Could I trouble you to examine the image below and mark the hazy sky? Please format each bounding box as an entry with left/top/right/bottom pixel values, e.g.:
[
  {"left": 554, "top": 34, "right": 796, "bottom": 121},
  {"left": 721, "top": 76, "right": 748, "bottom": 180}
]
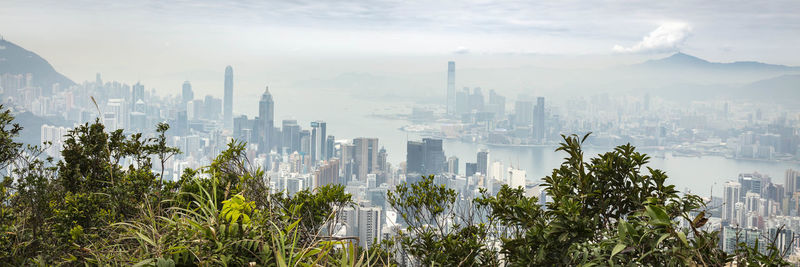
[{"left": 2, "top": 0, "right": 799, "bottom": 106}]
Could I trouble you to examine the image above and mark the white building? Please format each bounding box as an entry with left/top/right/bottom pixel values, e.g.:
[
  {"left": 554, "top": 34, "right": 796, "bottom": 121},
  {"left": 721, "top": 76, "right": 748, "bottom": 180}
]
[{"left": 508, "top": 167, "right": 526, "bottom": 189}]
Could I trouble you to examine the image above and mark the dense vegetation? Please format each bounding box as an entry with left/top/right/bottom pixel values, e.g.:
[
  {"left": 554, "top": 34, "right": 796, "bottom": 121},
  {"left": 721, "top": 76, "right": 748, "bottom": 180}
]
[{"left": 0, "top": 105, "right": 792, "bottom": 266}]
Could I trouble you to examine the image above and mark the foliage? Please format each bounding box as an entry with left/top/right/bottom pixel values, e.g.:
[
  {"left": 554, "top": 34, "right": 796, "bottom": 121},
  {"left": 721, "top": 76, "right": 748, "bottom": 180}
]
[
  {"left": 387, "top": 175, "right": 496, "bottom": 266},
  {"left": 0, "top": 104, "right": 793, "bottom": 266},
  {"left": 389, "top": 133, "right": 793, "bottom": 266}
]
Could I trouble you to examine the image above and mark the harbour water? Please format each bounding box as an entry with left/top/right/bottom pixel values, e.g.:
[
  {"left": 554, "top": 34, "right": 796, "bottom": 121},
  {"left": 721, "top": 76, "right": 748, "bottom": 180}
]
[{"left": 272, "top": 89, "right": 800, "bottom": 198}]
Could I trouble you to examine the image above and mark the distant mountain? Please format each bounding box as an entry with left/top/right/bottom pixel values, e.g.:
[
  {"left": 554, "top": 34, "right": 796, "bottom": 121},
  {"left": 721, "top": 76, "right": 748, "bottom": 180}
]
[
  {"left": 13, "top": 111, "right": 72, "bottom": 146},
  {"left": 736, "top": 74, "right": 800, "bottom": 103},
  {"left": 0, "top": 38, "right": 75, "bottom": 88},
  {"left": 636, "top": 52, "right": 800, "bottom": 72}
]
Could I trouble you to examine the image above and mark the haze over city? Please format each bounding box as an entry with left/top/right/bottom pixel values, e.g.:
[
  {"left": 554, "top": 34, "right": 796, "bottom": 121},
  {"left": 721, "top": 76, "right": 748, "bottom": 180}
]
[{"left": 2, "top": 0, "right": 800, "bottom": 265}]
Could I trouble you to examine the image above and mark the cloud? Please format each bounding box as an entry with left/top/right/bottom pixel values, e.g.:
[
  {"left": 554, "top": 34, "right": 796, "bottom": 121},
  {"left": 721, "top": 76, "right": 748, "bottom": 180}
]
[
  {"left": 453, "top": 46, "right": 470, "bottom": 54},
  {"left": 613, "top": 22, "right": 692, "bottom": 53}
]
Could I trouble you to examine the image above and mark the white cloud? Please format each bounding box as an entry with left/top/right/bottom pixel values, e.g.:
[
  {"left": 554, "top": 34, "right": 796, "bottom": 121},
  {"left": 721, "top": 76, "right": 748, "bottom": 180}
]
[
  {"left": 613, "top": 22, "right": 692, "bottom": 53},
  {"left": 453, "top": 46, "right": 470, "bottom": 54}
]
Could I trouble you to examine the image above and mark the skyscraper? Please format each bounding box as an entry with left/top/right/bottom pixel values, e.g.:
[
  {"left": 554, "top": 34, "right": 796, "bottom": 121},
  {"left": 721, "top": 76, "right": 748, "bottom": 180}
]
[
  {"left": 723, "top": 181, "right": 742, "bottom": 223},
  {"left": 468, "top": 87, "right": 484, "bottom": 112},
  {"left": 446, "top": 61, "right": 455, "bottom": 115},
  {"left": 353, "top": 138, "right": 379, "bottom": 182},
  {"left": 405, "top": 138, "right": 445, "bottom": 176},
  {"left": 326, "top": 135, "right": 336, "bottom": 161},
  {"left": 447, "top": 156, "right": 459, "bottom": 175},
  {"left": 422, "top": 138, "right": 445, "bottom": 175},
  {"left": 514, "top": 100, "right": 533, "bottom": 126},
  {"left": 314, "top": 158, "right": 340, "bottom": 188},
  {"left": 455, "top": 87, "right": 469, "bottom": 115},
  {"left": 281, "top": 120, "right": 300, "bottom": 154},
  {"left": 738, "top": 173, "right": 763, "bottom": 202},
  {"left": 182, "top": 81, "right": 193, "bottom": 104},
  {"left": 406, "top": 141, "right": 424, "bottom": 174},
  {"left": 477, "top": 150, "right": 489, "bottom": 175},
  {"left": 257, "top": 86, "right": 274, "bottom": 154},
  {"left": 224, "top": 66, "right": 233, "bottom": 129},
  {"left": 786, "top": 169, "right": 800, "bottom": 196},
  {"left": 508, "top": 168, "right": 526, "bottom": 189},
  {"left": 358, "top": 207, "right": 382, "bottom": 249},
  {"left": 487, "top": 89, "right": 505, "bottom": 119},
  {"left": 533, "top": 97, "right": 546, "bottom": 141},
  {"left": 310, "top": 121, "right": 327, "bottom": 164},
  {"left": 132, "top": 82, "right": 144, "bottom": 103}
]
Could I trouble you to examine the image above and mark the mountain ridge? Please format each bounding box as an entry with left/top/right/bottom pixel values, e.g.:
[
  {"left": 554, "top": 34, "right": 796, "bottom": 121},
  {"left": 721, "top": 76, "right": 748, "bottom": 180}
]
[
  {"left": 0, "top": 38, "right": 75, "bottom": 89},
  {"left": 637, "top": 52, "right": 800, "bottom": 71}
]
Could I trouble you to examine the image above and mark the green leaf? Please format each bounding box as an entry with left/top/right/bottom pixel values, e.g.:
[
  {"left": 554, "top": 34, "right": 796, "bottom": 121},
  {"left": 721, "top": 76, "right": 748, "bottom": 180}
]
[
  {"left": 676, "top": 231, "right": 688, "bottom": 246},
  {"left": 645, "top": 205, "right": 671, "bottom": 226},
  {"left": 657, "top": 233, "right": 670, "bottom": 246},
  {"left": 135, "top": 232, "right": 156, "bottom": 247},
  {"left": 132, "top": 259, "right": 155, "bottom": 267},
  {"left": 611, "top": 243, "right": 626, "bottom": 257}
]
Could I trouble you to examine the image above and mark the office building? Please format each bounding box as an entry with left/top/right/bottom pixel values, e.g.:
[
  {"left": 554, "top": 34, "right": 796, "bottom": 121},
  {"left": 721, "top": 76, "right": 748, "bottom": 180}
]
[
  {"left": 477, "top": 150, "right": 489, "bottom": 175},
  {"left": 257, "top": 86, "right": 274, "bottom": 154},
  {"left": 182, "top": 81, "right": 193, "bottom": 104},
  {"left": 533, "top": 97, "right": 545, "bottom": 141},
  {"left": 446, "top": 61, "right": 455, "bottom": 115},
  {"left": 358, "top": 207, "right": 382, "bottom": 249},
  {"left": 224, "top": 66, "right": 233, "bottom": 129},
  {"left": 723, "top": 181, "right": 742, "bottom": 224},
  {"left": 353, "top": 137, "right": 379, "bottom": 182}
]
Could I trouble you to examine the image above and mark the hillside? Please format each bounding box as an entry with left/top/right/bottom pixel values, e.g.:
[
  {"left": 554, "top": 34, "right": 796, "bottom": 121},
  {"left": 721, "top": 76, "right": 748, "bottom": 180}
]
[{"left": 0, "top": 38, "right": 75, "bottom": 88}]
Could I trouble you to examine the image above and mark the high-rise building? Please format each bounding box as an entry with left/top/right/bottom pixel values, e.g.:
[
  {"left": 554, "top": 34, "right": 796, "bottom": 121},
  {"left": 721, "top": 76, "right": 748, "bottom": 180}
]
[
  {"left": 326, "top": 135, "right": 336, "bottom": 161},
  {"left": 132, "top": 82, "right": 145, "bottom": 103},
  {"left": 423, "top": 138, "right": 445, "bottom": 175},
  {"left": 465, "top": 162, "right": 477, "bottom": 177},
  {"left": 358, "top": 207, "right": 382, "bottom": 249},
  {"left": 447, "top": 156, "right": 459, "bottom": 175},
  {"left": 455, "top": 88, "right": 469, "bottom": 115},
  {"left": 738, "top": 173, "right": 763, "bottom": 202},
  {"left": 182, "top": 81, "right": 194, "bottom": 104},
  {"left": 446, "top": 61, "right": 456, "bottom": 115},
  {"left": 477, "top": 150, "right": 489, "bottom": 175},
  {"left": 533, "top": 97, "right": 546, "bottom": 141},
  {"left": 281, "top": 120, "right": 300, "bottom": 154},
  {"left": 514, "top": 100, "right": 533, "bottom": 126},
  {"left": 233, "top": 115, "right": 250, "bottom": 141},
  {"left": 508, "top": 168, "right": 526, "bottom": 189},
  {"left": 723, "top": 181, "right": 742, "bottom": 223},
  {"left": 203, "top": 95, "right": 222, "bottom": 120},
  {"left": 314, "top": 158, "right": 340, "bottom": 188},
  {"left": 405, "top": 138, "right": 445, "bottom": 176},
  {"left": 340, "top": 142, "right": 357, "bottom": 182},
  {"left": 468, "top": 87, "right": 484, "bottom": 112},
  {"left": 337, "top": 206, "right": 359, "bottom": 237},
  {"left": 310, "top": 121, "right": 327, "bottom": 164},
  {"left": 406, "top": 141, "right": 424, "bottom": 174},
  {"left": 353, "top": 138, "right": 379, "bottom": 182},
  {"left": 786, "top": 169, "right": 800, "bottom": 196},
  {"left": 376, "top": 147, "right": 387, "bottom": 173},
  {"left": 487, "top": 89, "right": 505, "bottom": 119},
  {"left": 224, "top": 66, "right": 233, "bottom": 129},
  {"left": 257, "top": 86, "right": 274, "bottom": 154},
  {"left": 106, "top": 98, "right": 126, "bottom": 130}
]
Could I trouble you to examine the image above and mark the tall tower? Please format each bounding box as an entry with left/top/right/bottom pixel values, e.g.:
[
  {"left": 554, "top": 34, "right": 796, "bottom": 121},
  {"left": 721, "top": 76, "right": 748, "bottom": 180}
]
[
  {"left": 182, "top": 81, "right": 193, "bottom": 104},
  {"left": 533, "top": 97, "right": 545, "bottom": 142},
  {"left": 310, "top": 121, "right": 327, "bottom": 164},
  {"left": 446, "top": 61, "right": 456, "bottom": 115},
  {"left": 353, "top": 137, "right": 379, "bottom": 182},
  {"left": 723, "top": 181, "right": 742, "bottom": 224},
  {"left": 477, "top": 150, "right": 489, "bottom": 175},
  {"left": 224, "top": 66, "right": 233, "bottom": 129},
  {"left": 258, "top": 86, "right": 274, "bottom": 154}
]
